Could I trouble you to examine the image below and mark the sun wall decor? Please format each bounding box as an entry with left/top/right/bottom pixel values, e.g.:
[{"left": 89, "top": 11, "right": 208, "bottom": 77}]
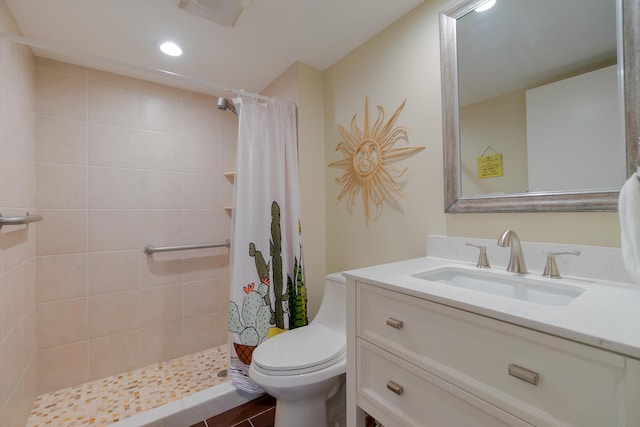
[{"left": 329, "top": 97, "right": 425, "bottom": 221}]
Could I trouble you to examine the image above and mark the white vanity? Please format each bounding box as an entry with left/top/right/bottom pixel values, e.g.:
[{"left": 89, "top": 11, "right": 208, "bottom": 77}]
[{"left": 344, "top": 236, "right": 640, "bottom": 427}]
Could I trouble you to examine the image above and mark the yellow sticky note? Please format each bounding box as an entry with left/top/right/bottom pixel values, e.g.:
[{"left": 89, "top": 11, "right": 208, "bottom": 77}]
[{"left": 477, "top": 153, "right": 503, "bottom": 178}]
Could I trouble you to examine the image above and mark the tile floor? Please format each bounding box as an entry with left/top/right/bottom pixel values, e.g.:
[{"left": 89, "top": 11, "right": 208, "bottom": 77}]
[
  {"left": 188, "top": 394, "right": 276, "bottom": 427},
  {"left": 27, "top": 345, "right": 230, "bottom": 427}
]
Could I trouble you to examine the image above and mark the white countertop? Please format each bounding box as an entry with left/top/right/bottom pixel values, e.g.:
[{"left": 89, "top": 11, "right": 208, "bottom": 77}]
[{"left": 344, "top": 256, "right": 640, "bottom": 360}]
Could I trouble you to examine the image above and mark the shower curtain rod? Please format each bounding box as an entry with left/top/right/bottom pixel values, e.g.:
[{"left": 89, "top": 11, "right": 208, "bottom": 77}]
[{"left": 0, "top": 31, "right": 289, "bottom": 104}]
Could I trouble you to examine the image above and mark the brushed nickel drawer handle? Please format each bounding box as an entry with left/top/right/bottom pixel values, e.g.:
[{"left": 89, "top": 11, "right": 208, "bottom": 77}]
[
  {"left": 508, "top": 363, "right": 539, "bottom": 385},
  {"left": 386, "top": 380, "right": 404, "bottom": 396},
  {"left": 385, "top": 317, "right": 403, "bottom": 329}
]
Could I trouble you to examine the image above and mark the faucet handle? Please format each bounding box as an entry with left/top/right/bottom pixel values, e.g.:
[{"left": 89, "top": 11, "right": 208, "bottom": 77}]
[
  {"left": 466, "top": 243, "right": 491, "bottom": 268},
  {"left": 542, "top": 250, "right": 580, "bottom": 278}
]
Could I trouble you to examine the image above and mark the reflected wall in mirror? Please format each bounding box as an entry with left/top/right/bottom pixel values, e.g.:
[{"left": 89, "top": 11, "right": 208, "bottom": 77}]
[{"left": 440, "top": 0, "right": 639, "bottom": 213}]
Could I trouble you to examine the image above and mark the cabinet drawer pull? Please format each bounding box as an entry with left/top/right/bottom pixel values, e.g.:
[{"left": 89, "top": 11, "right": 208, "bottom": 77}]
[
  {"left": 508, "top": 363, "right": 539, "bottom": 385},
  {"left": 385, "top": 317, "right": 403, "bottom": 329},
  {"left": 386, "top": 380, "right": 404, "bottom": 396}
]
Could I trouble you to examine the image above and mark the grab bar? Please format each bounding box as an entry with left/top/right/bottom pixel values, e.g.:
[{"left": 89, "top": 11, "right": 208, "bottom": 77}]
[
  {"left": 143, "top": 239, "right": 230, "bottom": 255},
  {"left": 0, "top": 212, "right": 43, "bottom": 230}
]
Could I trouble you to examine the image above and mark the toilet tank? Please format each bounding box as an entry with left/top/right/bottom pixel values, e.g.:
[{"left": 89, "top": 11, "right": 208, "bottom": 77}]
[{"left": 310, "top": 273, "right": 346, "bottom": 334}]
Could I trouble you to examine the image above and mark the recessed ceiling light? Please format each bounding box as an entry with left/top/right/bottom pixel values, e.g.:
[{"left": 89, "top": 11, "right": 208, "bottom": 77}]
[
  {"left": 475, "top": 0, "right": 496, "bottom": 12},
  {"left": 159, "top": 41, "right": 183, "bottom": 57}
]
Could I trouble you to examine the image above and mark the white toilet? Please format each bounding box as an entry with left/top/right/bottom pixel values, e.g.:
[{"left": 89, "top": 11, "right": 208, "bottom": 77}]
[{"left": 249, "top": 273, "right": 346, "bottom": 427}]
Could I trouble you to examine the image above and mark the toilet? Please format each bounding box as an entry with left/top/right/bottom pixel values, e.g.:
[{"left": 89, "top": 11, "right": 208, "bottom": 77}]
[{"left": 249, "top": 273, "right": 346, "bottom": 427}]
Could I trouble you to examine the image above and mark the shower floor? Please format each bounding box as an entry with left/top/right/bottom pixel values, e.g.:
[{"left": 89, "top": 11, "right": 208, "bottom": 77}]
[{"left": 27, "top": 344, "right": 229, "bottom": 427}]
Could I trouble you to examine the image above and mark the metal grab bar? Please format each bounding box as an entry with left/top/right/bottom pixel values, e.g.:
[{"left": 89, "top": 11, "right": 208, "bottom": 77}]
[
  {"left": 143, "top": 239, "right": 230, "bottom": 255},
  {"left": 0, "top": 212, "right": 43, "bottom": 230}
]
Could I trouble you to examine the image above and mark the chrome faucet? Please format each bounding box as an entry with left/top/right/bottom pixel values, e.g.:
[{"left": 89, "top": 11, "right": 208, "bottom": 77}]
[{"left": 497, "top": 230, "right": 527, "bottom": 274}]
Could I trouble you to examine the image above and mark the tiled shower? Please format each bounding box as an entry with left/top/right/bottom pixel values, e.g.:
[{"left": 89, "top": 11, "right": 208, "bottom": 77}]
[
  {"left": 1, "top": 27, "right": 239, "bottom": 424},
  {"left": 33, "top": 56, "right": 236, "bottom": 394}
]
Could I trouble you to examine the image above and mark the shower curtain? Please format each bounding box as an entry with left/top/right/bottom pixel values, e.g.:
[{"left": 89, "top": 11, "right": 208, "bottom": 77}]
[{"left": 228, "top": 96, "right": 307, "bottom": 393}]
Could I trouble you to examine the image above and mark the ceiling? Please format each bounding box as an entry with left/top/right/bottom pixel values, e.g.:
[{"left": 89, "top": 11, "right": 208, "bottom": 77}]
[{"left": 4, "top": 0, "right": 424, "bottom": 97}]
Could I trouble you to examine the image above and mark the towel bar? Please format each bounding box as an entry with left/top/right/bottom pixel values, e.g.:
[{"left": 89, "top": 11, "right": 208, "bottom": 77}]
[
  {"left": 0, "top": 212, "right": 43, "bottom": 230},
  {"left": 144, "top": 239, "right": 230, "bottom": 255}
]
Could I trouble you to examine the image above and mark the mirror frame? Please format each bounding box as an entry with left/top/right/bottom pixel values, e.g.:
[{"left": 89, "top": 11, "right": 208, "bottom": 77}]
[{"left": 440, "top": 0, "right": 639, "bottom": 213}]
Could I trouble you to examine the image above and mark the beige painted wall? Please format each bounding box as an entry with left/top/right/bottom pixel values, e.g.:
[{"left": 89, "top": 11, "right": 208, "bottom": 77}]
[
  {"left": 324, "top": 0, "right": 621, "bottom": 274},
  {"left": 262, "top": 62, "right": 326, "bottom": 319}
]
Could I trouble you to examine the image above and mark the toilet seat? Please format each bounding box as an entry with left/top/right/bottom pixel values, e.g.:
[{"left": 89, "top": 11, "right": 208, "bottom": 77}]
[{"left": 252, "top": 324, "right": 345, "bottom": 376}]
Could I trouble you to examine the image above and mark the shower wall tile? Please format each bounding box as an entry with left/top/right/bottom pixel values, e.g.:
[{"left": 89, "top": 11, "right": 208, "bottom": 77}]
[
  {"left": 88, "top": 250, "right": 139, "bottom": 295},
  {"left": 36, "top": 341, "right": 90, "bottom": 394},
  {"left": 35, "top": 116, "right": 87, "bottom": 164},
  {"left": 35, "top": 67, "right": 86, "bottom": 120},
  {"left": 87, "top": 68, "right": 138, "bottom": 89},
  {"left": 139, "top": 253, "right": 183, "bottom": 288},
  {"left": 138, "top": 209, "right": 182, "bottom": 248},
  {"left": 88, "top": 209, "right": 140, "bottom": 251},
  {"left": 138, "top": 81, "right": 182, "bottom": 134},
  {"left": 0, "top": 26, "right": 37, "bottom": 426},
  {"left": 1, "top": 145, "right": 31, "bottom": 207},
  {"left": 35, "top": 209, "right": 88, "bottom": 256},
  {"left": 183, "top": 279, "right": 219, "bottom": 318},
  {"left": 182, "top": 96, "right": 218, "bottom": 138},
  {"left": 2, "top": 266, "right": 25, "bottom": 334},
  {"left": 36, "top": 163, "right": 87, "bottom": 209},
  {"left": 88, "top": 123, "right": 138, "bottom": 168},
  {"left": 36, "top": 254, "right": 87, "bottom": 303},
  {"left": 182, "top": 209, "right": 221, "bottom": 244},
  {"left": 140, "top": 321, "right": 183, "bottom": 366},
  {"left": 88, "top": 290, "right": 140, "bottom": 338},
  {"left": 1, "top": 209, "right": 36, "bottom": 272},
  {"left": 182, "top": 253, "right": 228, "bottom": 283},
  {"left": 34, "top": 59, "right": 232, "bottom": 394},
  {"left": 35, "top": 56, "right": 86, "bottom": 77},
  {"left": 88, "top": 330, "right": 141, "bottom": 381},
  {"left": 88, "top": 166, "right": 139, "bottom": 209},
  {"left": 219, "top": 112, "right": 239, "bottom": 171},
  {"left": 88, "top": 80, "right": 139, "bottom": 128},
  {"left": 183, "top": 313, "right": 224, "bottom": 355},
  {"left": 183, "top": 135, "right": 220, "bottom": 174},
  {"left": 139, "top": 170, "right": 182, "bottom": 209},
  {"left": 138, "top": 130, "right": 182, "bottom": 172},
  {"left": 0, "top": 316, "right": 30, "bottom": 412},
  {"left": 183, "top": 173, "right": 220, "bottom": 210},
  {"left": 36, "top": 298, "right": 87, "bottom": 349},
  {"left": 139, "top": 284, "right": 183, "bottom": 328}
]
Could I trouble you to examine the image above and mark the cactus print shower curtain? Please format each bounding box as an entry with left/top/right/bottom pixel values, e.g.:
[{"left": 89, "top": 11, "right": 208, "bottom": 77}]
[{"left": 228, "top": 96, "right": 307, "bottom": 393}]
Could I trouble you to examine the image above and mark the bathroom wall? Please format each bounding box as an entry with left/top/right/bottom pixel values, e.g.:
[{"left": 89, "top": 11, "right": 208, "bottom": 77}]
[
  {"left": 0, "top": 2, "right": 37, "bottom": 426},
  {"left": 33, "top": 58, "right": 235, "bottom": 394},
  {"left": 324, "top": 0, "right": 623, "bottom": 273}
]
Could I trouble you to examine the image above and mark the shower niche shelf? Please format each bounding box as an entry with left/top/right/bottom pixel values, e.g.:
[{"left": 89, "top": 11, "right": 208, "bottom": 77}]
[{"left": 224, "top": 171, "right": 235, "bottom": 181}]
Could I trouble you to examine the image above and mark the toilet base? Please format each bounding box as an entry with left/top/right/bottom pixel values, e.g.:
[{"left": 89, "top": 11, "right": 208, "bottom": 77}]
[{"left": 274, "top": 396, "right": 328, "bottom": 427}]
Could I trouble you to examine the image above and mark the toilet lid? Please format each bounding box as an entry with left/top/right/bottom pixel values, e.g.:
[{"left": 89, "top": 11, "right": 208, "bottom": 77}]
[{"left": 252, "top": 324, "right": 345, "bottom": 375}]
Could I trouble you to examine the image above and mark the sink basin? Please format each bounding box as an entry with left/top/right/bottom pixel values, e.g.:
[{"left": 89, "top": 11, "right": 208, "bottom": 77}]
[{"left": 412, "top": 267, "right": 584, "bottom": 306}]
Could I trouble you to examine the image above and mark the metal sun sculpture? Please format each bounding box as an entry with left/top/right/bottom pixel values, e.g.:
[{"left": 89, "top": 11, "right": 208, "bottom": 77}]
[{"left": 329, "top": 97, "right": 425, "bottom": 221}]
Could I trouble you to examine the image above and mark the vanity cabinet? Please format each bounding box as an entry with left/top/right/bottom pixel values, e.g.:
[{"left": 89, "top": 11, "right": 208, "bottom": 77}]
[{"left": 348, "top": 281, "right": 640, "bottom": 427}]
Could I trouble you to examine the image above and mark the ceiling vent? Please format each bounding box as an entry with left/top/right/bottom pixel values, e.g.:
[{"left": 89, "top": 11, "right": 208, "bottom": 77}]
[{"left": 177, "top": 0, "right": 251, "bottom": 28}]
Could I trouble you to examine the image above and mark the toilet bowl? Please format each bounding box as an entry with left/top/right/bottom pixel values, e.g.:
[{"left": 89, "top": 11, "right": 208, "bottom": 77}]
[{"left": 249, "top": 273, "right": 346, "bottom": 427}]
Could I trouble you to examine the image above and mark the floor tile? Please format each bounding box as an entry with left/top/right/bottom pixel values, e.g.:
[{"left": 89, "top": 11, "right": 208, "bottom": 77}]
[
  {"left": 248, "top": 407, "right": 276, "bottom": 427},
  {"left": 206, "top": 394, "right": 276, "bottom": 426}
]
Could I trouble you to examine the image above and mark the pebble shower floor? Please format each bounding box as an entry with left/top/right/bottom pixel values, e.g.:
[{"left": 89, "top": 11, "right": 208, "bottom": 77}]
[{"left": 27, "top": 344, "right": 229, "bottom": 427}]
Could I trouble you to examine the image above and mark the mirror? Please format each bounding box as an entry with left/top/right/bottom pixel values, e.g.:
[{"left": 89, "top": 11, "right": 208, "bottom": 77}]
[{"left": 440, "top": 0, "right": 639, "bottom": 212}]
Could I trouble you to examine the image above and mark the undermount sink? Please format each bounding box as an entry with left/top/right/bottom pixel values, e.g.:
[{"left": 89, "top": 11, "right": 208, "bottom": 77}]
[{"left": 412, "top": 267, "right": 584, "bottom": 306}]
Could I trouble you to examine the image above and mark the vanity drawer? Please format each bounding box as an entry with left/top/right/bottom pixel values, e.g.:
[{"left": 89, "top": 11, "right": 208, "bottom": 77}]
[
  {"left": 357, "top": 283, "right": 627, "bottom": 427},
  {"left": 357, "top": 339, "right": 532, "bottom": 427}
]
